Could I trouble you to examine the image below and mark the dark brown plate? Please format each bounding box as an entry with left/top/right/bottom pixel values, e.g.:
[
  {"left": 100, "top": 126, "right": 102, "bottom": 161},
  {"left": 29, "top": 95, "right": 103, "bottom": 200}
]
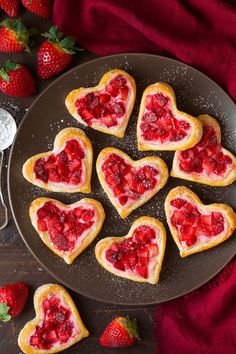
[{"left": 8, "top": 54, "right": 236, "bottom": 305}]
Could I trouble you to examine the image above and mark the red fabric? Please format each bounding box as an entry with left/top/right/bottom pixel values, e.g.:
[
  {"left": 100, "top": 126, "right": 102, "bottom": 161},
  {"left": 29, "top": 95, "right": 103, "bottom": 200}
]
[
  {"left": 52, "top": 1, "right": 236, "bottom": 352},
  {"left": 52, "top": 0, "right": 236, "bottom": 101},
  {"left": 155, "top": 258, "right": 236, "bottom": 354}
]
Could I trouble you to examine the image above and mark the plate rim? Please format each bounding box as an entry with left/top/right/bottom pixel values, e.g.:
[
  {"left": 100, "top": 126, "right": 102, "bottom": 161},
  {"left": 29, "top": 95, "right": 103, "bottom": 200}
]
[{"left": 7, "top": 52, "right": 236, "bottom": 305}]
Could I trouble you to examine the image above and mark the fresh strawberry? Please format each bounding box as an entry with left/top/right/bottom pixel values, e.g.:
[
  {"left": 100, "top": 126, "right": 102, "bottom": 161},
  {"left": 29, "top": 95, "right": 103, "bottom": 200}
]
[
  {"left": 37, "top": 26, "right": 78, "bottom": 79},
  {"left": 0, "top": 60, "right": 36, "bottom": 97},
  {"left": 99, "top": 316, "right": 140, "bottom": 348},
  {"left": 0, "top": 0, "right": 20, "bottom": 16},
  {"left": 0, "top": 19, "right": 37, "bottom": 53},
  {"left": 21, "top": 0, "right": 51, "bottom": 18},
  {"left": 0, "top": 282, "right": 29, "bottom": 321}
]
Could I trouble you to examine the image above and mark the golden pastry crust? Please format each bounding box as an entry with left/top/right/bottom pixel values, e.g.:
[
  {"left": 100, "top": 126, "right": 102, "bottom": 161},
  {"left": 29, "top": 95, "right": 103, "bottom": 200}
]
[
  {"left": 22, "top": 127, "right": 93, "bottom": 193},
  {"left": 95, "top": 216, "right": 166, "bottom": 284},
  {"left": 165, "top": 186, "right": 236, "bottom": 257},
  {"left": 137, "top": 82, "right": 203, "bottom": 150},
  {"left": 18, "top": 284, "right": 89, "bottom": 354},
  {"left": 171, "top": 115, "right": 236, "bottom": 186},
  {"left": 96, "top": 147, "right": 169, "bottom": 218},
  {"left": 30, "top": 197, "right": 105, "bottom": 264},
  {"left": 65, "top": 69, "right": 136, "bottom": 138}
]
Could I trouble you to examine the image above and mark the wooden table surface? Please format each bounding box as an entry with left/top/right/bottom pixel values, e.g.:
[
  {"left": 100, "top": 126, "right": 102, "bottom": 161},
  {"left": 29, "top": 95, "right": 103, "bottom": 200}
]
[{"left": 0, "top": 9, "right": 155, "bottom": 354}]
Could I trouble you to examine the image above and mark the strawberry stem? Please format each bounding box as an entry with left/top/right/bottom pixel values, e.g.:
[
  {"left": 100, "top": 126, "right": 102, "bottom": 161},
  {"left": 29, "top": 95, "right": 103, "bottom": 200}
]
[
  {"left": 119, "top": 317, "right": 141, "bottom": 341},
  {"left": 41, "top": 26, "right": 81, "bottom": 54},
  {"left": 0, "top": 60, "right": 21, "bottom": 82}
]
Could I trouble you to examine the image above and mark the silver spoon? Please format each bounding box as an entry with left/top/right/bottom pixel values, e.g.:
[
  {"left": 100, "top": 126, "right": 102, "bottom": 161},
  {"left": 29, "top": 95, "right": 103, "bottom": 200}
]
[{"left": 0, "top": 108, "right": 17, "bottom": 229}]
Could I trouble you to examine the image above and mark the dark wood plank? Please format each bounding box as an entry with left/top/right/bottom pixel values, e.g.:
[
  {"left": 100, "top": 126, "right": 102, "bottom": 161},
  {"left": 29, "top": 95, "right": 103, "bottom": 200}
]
[{"left": 0, "top": 245, "right": 155, "bottom": 354}]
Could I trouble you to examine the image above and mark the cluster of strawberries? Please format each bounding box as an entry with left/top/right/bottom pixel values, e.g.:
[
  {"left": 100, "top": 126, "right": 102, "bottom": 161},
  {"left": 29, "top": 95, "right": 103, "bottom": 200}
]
[
  {"left": 0, "top": 282, "right": 140, "bottom": 348},
  {"left": 0, "top": 1, "right": 78, "bottom": 97}
]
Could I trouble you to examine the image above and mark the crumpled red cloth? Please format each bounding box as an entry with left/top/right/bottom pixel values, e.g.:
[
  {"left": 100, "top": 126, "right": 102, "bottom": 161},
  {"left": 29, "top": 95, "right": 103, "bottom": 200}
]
[
  {"left": 52, "top": 0, "right": 236, "bottom": 101},
  {"left": 155, "top": 257, "right": 236, "bottom": 354}
]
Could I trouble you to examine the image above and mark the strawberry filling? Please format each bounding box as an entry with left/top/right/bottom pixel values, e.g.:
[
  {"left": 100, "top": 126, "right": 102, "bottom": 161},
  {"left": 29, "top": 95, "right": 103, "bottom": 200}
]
[
  {"left": 29, "top": 294, "right": 79, "bottom": 350},
  {"left": 105, "top": 225, "right": 159, "bottom": 279},
  {"left": 37, "top": 201, "right": 95, "bottom": 252},
  {"left": 75, "top": 75, "right": 130, "bottom": 128},
  {"left": 101, "top": 153, "right": 159, "bottom": 206},
  {"left": 178, "top": 124, "right": 233, "bottom": 176},
  {"left": 34, "top": 139, "right": 85, "bottom": 185},
  {"left": 140, "top": 93, "right": 191, "bottom": 143},
  {"left": 170, "top": 198, "right": 225, "bottom": 247}
]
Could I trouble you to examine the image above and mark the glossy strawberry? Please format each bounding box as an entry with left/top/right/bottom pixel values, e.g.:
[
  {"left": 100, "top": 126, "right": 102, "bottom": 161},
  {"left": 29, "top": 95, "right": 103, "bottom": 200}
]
[
  {"left": 37, "top": 26, "right": 77, "bottom": 79},
  {"left": 21, "top": 0, "right": 51, "bottom": 18},
  {"left": 0, "top": 19, "right": 36, "bottom": 53},
  {"left": 0, "top": 0, "right": 20, "bottom": 16},
  {"left": 0, "top": 282, "right": 29, "bottom": 321},
  {"left": 100, "top": 316, "right": 140, "bottom": 348},
  {"left": 0, "top": 60, "right": 36, "bottom": 97}
]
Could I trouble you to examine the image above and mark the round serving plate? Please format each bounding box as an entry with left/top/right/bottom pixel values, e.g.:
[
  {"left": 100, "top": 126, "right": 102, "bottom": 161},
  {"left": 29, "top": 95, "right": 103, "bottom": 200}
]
[{"left": 8, "top": 53, "right": 236, "bottom": 305}]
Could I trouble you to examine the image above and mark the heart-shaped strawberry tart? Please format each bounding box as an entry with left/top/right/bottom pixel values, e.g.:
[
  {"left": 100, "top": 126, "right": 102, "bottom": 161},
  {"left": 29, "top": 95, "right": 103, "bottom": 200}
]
[
  {"left": 30, "top": 197, "right": 105, "bottom": 264},
  {"left": 22, "top": 127, "right": 93, "bottom": 193},
  {"left": 95, "top": 217, "right": 166, "bottom": 284},
  {"left": 18, "top": 284, "right": 89, "bottom": 353},
  {"left": 171, "top": 115, "right": 236, "bottom": 186},
  {"left": 96, "top": 147, "right": 169, "bottom": 218},
  {"left": 137, "top": 82, "right": 203, "bottom": 150},
  {"left": 65, "top": 69, "right": 136, "bottom": 138},
  {"left": 165, "top": 186, "right": 236, "bottom": 257}
]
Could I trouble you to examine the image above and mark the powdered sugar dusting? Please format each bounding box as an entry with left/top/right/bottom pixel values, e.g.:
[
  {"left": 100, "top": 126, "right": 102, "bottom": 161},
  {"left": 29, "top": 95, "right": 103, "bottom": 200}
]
[{"left": 8, "top": 54, "right": 236, "bottom": 305}]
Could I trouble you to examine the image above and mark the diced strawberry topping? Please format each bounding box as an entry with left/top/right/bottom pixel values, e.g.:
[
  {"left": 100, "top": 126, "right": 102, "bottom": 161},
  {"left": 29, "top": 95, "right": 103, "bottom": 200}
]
[
  {"left": 75, "top": 75, "right": 130, "bottom": 128},
  {"left": 29, "top": 295, "right": 78, "bottom": 350},
  {"left": 101, "top": 153, "right": 159, "bottom": 206},
  {"left": 178, "top": 124, "right": 233, "bottom": 177},
  {"left": 170, "top": 198, "right": 225, "bottom": 246},
  {"left": 36, "top": 202, "right": 95, "bottom": 252},
  {"left": 105, "top": 225, "right": 158, "bottom": 279},
  {"left": 140, "top": 93, "right": 190, "bottom": 143},
  {"left": 34, "top": 139, "right": 85, "bottom": 185}
]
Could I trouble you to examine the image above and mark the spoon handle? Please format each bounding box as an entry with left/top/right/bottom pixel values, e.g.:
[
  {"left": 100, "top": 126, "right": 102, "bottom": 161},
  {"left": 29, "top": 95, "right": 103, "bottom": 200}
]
[{"left": 0, "top": 150, "right": 8, "bottom": 229}]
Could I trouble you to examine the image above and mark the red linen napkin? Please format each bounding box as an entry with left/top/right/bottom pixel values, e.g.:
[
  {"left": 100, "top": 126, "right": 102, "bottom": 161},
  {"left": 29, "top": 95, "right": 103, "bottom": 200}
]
[
  {"left": 155, "top": 257, "right": 236, "bottom": 354},
  {"left": 52, "top": 0, "right": 236, "bottom": 101}
]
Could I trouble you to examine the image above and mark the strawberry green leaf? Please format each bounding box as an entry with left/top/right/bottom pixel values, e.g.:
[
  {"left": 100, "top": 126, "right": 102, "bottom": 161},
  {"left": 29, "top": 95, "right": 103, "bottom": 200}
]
[
  {"left": 120, "top": 317, "right": 140, "bottom": 341},
  {"left": 0, "top": 303, "right": 11, "bottom": 322},
  {"left": 4, "top": 60, "right": 20, "bottom": 72},
  {"left": 0, "top": 70, "right": 10, "bottom": 82}
]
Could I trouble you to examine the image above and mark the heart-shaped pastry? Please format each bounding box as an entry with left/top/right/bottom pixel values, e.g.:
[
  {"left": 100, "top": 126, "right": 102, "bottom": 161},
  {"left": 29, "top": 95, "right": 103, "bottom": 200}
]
[
  {"left": 30, "top": 197, "right": 105, "bottom": 264},
  {"left": 65, "top": 69, "right": 136, "bottom": 138},
  {"left": 171, "top": 115, "right": 236, "bottom": 186},
  {"left": 95, "top": 217, "right": 166, "bottom": 284},
  {"left": 96, "top": 147, "right": 169, "bottom": 218},
  {"left": 137, "top": 82, "right": 203, "bottom": 150},
  {"left": 18, "top": 284, "right": 89, "bottom": 353},
  {"left": 22, "top": 127, "right": 93, "bottom": 193},
  {"left": 165, "top": 186, "right": 236, "bottom": 257}
]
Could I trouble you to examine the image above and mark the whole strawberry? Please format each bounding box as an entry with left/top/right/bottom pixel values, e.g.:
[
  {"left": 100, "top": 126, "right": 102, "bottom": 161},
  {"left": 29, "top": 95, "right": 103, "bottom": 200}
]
[
  {"left": 100, "top": 316, "right": 140, "bottom": 348},
  {"left": 37, "top": 26, "right": 77, "bottom": 80},
  {"left": 21, "top": 0, "right": 51, "bottom": 18},
  {"left": 0, "top": 282, "right": 29, "bottom": 321},
  {"left": 0, "top": 60, "right": 36, "bottom": 97},
  {"left": 0, "top": 0, "right": 20, "bottom": 17},
  {"left": 0, "top": 19, "right": 36, "bottom": 53}
]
